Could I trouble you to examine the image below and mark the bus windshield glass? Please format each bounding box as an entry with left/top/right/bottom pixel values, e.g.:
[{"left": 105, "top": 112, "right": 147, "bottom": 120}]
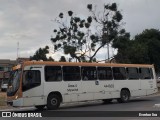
[{"left": 7, "top": 70, "right": 21, "bottom": 96}]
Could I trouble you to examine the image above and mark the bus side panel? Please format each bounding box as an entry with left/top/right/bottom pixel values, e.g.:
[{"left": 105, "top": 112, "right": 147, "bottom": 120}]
[
  {"left": 140, "top": 79, "right": 157, "bottom": 96},
  {"left": 23, "top": 95, "right": 45, "bottom": 106},
  {"left": 61, "top": 81, "right": 82, "bottom": 103},
  {"left": 152, "top": 67, "right": 158, "bottom": 90},
  {"left": 126, "top": 80, "right": 141, "bottom": 97},
  {"left": 140, "top": 68, "right": 158, "bottom": 96},
  {"left": 44, "top": 82, "right": 62, "bottom": 103},
  {"left": 114, "top": 80, "right": 141, "bottom": 97},
  {"left": 78, "top": 81, "right": 94, "bottom": 101},
  {"left": 113, "top": 80, "right": 128, "bottom": 98},
  {"left": 94, "top": 80, "right": 113, "bottom": 100},
  {"left": 23, "top": 87, "right": 46, "bottom": 106}
]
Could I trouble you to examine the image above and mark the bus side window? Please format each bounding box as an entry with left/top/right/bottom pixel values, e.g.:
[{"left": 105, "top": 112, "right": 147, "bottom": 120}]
[
  {"left": 150, "top": 68, "right": 154, "bottom": 79},
  {"left": 63, "top": 66, "right": 81, "bottom": 81},
  {"left": 113, "top": 67, "right": 126, "bottom": 80},
  {"left": 22, "top": 70, "right": 41, "bottom": 91},
  {"left": 81, "top": 67, "right": 97, "bottom": 80},
  {"left": 97, "top": 67, "right": 113, "bottom": 80},
  {"left": 126, "top": 67, "right": 139, "bottom": 80},
  {"left": 23, "top": 71, "right": 33, "bottom": 85},
  {"left": 45, "top": 66, "right": 62, "bottom": 82},
  {"left": 139, "top": 68, "right": 152, "bottom": 79}
]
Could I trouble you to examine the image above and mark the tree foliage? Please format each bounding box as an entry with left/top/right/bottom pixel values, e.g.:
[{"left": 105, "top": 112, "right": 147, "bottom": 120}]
[
  {"left": 59, "top": 56, "right": 66, "bottom": 62},
  {"left": 113, "top": 29, "right": 160, "bottom": 72},
  {"left": 30, "top": 46, "right": 54, "bottom": 61},
  {"left": 51, "top": 3, "right": 125, "bottom": 62}
]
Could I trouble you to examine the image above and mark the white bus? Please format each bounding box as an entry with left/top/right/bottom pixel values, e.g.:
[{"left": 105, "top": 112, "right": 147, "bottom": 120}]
[{"left": 7, "top": 61, "right": 158, "bottom": 110}]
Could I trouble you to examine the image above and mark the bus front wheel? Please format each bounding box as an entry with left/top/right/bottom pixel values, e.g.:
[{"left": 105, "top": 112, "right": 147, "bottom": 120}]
[
  {"left": 117, "top": 89, "right": 130, "bottom": 103},
  {"left": 47, "top": 94, "right": 60, "bottom": 110}
]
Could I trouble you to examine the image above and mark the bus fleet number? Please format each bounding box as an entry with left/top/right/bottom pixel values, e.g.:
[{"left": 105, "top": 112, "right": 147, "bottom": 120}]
[{"left": 104, "top": 84, "right": 114, "bottom": 88}]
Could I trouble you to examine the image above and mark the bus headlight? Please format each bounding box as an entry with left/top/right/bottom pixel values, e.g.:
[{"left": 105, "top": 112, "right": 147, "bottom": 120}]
[{"left": 15, "top": 95, "right": 18, "bottom": 100}]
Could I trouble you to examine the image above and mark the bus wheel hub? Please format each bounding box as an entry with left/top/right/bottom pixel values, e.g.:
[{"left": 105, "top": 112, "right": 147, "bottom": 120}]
[{"left": 51, "top": 98, "right": 57, "bottom": 105}]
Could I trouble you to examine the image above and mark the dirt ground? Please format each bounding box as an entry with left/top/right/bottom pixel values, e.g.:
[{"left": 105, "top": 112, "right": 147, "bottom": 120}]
[{"left": 0, "top": 92, "right": 7, "bottom": 107}]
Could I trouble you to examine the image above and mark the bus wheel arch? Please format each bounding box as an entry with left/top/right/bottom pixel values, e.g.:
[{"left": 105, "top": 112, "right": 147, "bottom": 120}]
[
  {"left": 117, "top": 88, "right": 130, "bottom": 103},
  {"left": 47, "top": 91, "right": 62, "bottom": 110}
]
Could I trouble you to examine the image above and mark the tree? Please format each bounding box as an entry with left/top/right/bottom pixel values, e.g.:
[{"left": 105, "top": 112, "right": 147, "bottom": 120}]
[
  {"left": 59, "top": 56, "right": 66, "bottom": 62},
  {"left": 112, "top": 30, "right": 131, "bottom": 63},
  {"left": 30, "top": 46, "right": 54, "bottom": 61},
  {"left": 51, "top": 3, "right": 125, "bottom": 62},
  {"left": 133, "top": 29, "right": 160, "bottom": 72},
  {"left": 113, "top": 29, "right": 160, "bottom": 72}
]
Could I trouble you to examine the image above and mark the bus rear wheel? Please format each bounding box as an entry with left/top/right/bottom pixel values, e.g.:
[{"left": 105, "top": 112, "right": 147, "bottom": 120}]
[
  {"left": 117, "top": 89, "right": 130, "bottom": 103},
  {"left": 47, "top": 94, "right": 60, "bottom": 110}
]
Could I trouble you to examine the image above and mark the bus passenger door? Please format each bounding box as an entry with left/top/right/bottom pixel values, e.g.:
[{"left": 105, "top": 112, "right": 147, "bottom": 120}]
[{"left": 22, "top": 66, "right": 45, "bottom": 106}]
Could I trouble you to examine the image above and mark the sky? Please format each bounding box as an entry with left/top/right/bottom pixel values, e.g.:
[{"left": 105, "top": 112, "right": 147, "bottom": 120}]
[{"left": 0, "top": 0, "right": 160, "bottom": 61}]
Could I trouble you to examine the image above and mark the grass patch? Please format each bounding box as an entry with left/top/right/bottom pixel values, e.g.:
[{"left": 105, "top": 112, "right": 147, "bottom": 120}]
[{"left": 0, "top": 92, "right": 7, "bottom": 106}]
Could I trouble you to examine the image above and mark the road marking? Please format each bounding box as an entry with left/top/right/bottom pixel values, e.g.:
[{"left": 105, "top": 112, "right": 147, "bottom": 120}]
[{"left": 154, "top": 103, "right": 160, "bottom": 108}]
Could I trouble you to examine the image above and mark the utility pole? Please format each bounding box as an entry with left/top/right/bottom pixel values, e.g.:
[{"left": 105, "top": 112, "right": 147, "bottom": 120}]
[
  {"left": 107, "top": 43, "right": 109, "bottom": 61},
  {"left": 17, "top": 42, "right": 19, "bottom": 59}
]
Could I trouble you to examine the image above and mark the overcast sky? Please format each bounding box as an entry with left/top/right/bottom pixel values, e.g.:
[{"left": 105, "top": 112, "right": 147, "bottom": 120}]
[{"left": 0, "top": 0, "right": 160, "bottom": 61}]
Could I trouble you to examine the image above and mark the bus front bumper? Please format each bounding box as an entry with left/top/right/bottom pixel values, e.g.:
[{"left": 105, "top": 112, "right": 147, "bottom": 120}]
[{"left": 11, "top": 98, "right": 24, "bottom": 107}]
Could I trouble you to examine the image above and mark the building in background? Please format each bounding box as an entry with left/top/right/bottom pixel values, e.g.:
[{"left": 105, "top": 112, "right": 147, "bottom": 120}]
[
  {"left": 16, "top": 57, "right": 30, "bottom": 64},
  {"left": 0, "top": 58, "right": 29, "bottom": 87},
  {"left": 0, "top": 59, "right": 16, "bottom": 86}
]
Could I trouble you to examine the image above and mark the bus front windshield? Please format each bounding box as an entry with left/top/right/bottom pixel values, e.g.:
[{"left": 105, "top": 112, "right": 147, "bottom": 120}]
[{"left": 7, "top": 70, "right": 21, "bottom": 96}]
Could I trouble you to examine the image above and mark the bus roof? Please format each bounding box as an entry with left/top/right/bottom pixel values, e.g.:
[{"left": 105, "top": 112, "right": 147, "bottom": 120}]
[{"left": 22, "top": 61, "right": 154, "bottom": 68}]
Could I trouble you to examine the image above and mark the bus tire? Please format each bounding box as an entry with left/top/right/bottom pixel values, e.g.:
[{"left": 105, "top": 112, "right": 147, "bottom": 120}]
[
  {"left": 103, "top": 99, "right": 112, "bottom": 104},
  {"left": 47, "top": 94, "right": 60, "bottom": 110},
  {"left": 117, "top": 89, "right": 130, "bottom": 103},
  {"left": 35, "top": 105, "right": 45, "bottom": 110}
]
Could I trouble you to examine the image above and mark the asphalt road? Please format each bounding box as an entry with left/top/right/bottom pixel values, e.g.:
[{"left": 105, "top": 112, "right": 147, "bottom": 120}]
[{"left": 1, "top": 94, "right": 160, "bottom": 120}]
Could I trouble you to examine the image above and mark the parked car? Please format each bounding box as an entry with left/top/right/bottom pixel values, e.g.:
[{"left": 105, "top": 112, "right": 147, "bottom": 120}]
[{"left": 1, "top": 79, "right": 8, "bottom": 92}]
